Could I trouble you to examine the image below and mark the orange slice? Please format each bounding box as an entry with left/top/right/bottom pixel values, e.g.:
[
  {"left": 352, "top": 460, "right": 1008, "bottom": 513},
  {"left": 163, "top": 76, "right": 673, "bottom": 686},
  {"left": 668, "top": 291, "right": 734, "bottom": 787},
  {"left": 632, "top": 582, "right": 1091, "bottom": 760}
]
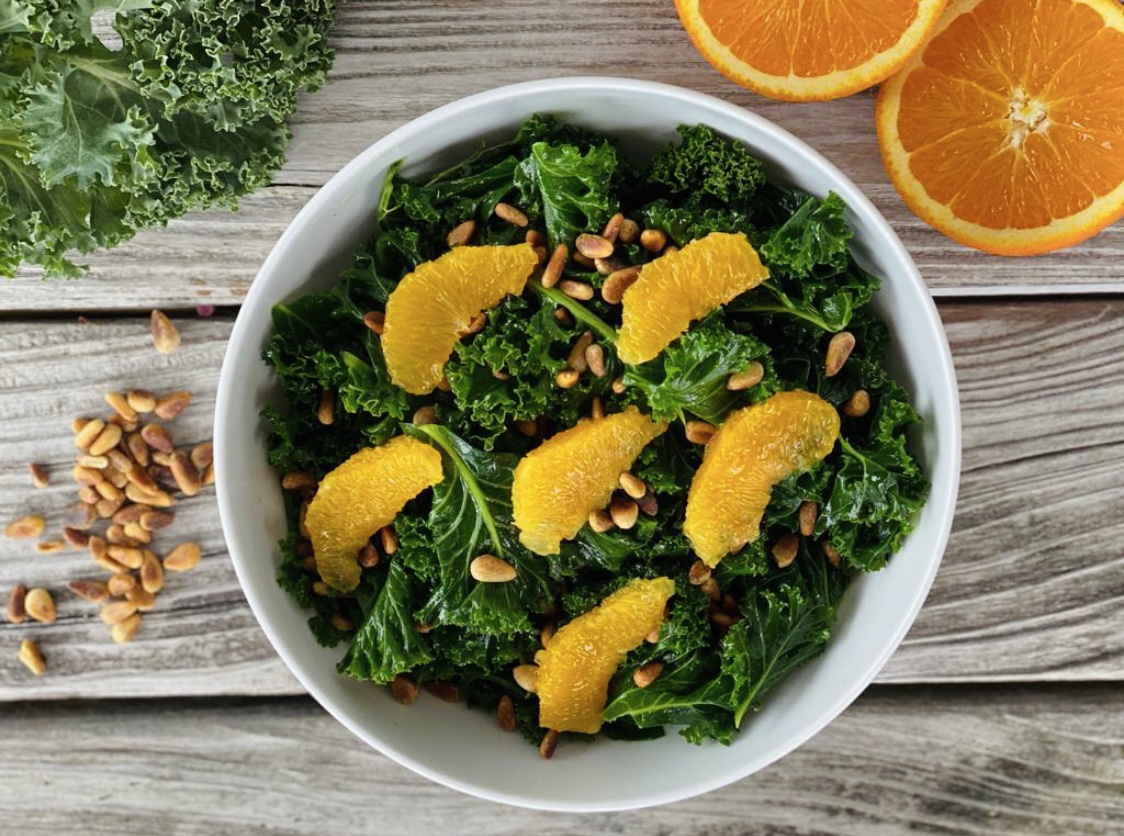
[
  {"left": 616, "top": 232, "right": 768, "bottom": 365},
  {"left": 382, "top": 244, "right": 538, "bottom": 394},
  {"left": 684, "top": 391, "right": 840, "bottom": 567},
  {"left": 675, "top": 0, "right": 948, "bottom": 102},
  {"left": 305, "top": 436, "right": 443, "bottom": 592},
  {"left": 512, "top": 407, "right": 666, "bottom": 556},
  {"left": 538, "top": 576, "right": 676, "bottom": 734},
  {"left": 876, "top": 0, "right": 1124, "bottom": 255}
]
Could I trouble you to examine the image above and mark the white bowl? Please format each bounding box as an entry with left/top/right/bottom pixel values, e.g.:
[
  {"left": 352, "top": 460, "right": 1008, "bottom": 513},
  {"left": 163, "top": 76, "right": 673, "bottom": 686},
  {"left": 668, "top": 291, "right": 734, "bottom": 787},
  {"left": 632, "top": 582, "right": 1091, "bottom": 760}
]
[{"left": 215, "top": 77, "right": 961, "bottom": 812}]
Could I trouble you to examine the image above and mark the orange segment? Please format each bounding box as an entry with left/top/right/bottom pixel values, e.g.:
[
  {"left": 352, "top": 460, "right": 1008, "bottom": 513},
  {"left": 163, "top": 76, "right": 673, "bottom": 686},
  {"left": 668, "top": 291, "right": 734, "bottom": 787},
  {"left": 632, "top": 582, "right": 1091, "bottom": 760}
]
[
  {"left": 538, "top": 577, "right": 676, "bottom": 734},
  {"left": 382, "top": 244, "right": 539, "bottom": 394},
  {"left": 616, "top": 232, "right": 769, "bottom": 365},
  {"left": 684, "top": 391, "right": 840, "bottom": 567},
  {"left": 876, "top": 0, "right": 1124, "bottom": 255},
  {"left": 305, "top": 437, "right": 443, "bottom": 592},
  {"left": 512, "top": 407, "right": 666, "bottom": 556},
  {"left": 675, "top": 0, "right": 948, "bottom": 101}
]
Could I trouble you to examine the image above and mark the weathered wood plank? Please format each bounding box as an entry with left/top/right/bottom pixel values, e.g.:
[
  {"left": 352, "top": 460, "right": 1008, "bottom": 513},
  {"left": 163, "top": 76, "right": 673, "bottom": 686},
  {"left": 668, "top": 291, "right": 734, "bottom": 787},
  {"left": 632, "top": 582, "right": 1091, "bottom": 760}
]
[
  {"left": 0, "top": 685, "right": 1121, "bottom": 833},
  {"left": 4, "top": 0, "right": 1122, "bottom": 310},
  {"left": 1, "top": 300, "right": 1122, "bottom": 697}
]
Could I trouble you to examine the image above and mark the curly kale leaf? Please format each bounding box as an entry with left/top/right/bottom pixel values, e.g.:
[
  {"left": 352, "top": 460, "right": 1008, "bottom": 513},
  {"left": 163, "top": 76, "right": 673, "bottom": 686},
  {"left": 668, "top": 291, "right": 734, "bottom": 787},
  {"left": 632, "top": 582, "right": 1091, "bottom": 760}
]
[
  {"left": 340, "top": 561, "right": 433, "bottom": 684},
  {"left": 646, "top": 124, "right": 765, "bottom": 207},
  {"left": 514, "top": 140, "right": 619, "bottom": 249}
]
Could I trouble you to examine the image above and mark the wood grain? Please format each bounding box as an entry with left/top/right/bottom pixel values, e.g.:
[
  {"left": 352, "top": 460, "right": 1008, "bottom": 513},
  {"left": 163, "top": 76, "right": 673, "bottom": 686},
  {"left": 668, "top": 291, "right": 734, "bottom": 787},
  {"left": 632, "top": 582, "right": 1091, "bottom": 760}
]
[
  {"left": 1, "top": 300, "right": 1122, "bottom": 697},
  {"left": 5, "top": 0, "right": 1122, "bottom": 309},
  {"left": 0, "top": 685, "right": 1121, "bottom": 834}
]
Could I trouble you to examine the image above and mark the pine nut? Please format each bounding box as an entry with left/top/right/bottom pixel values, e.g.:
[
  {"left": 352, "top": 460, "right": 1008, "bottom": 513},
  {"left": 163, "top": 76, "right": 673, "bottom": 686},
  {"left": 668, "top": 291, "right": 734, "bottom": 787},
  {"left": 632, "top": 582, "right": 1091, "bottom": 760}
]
[
  {"left": 91, "top": 549, "right": 129, "bottom": 576},
  {"left": 107, "top": 468, "right": 129, "bottom": 489},
  {"left": 412, "top": 405, "right": 438, "bottom": 425},
  {"left": 664, "top": 245, "right": 679, "bottom": 256},
  {"left": 554, "top": 306, "right": 574, "bottom": 327},
  {"left": 585, "top": 344, "right": 606, "bottom": 378},
  {"left": 513, "top": 664, "right": 539, "bottom": 693},
  {"left": 496, "top": 695, "right": 517, "bottom": 732},
  {"left": 127, "top": 433, "right": 149, "bottom": 466},
  {"left": 95, "top": 481, "right": 123, "bottom": 503},
  {"left": 68, "top": 579, "right": 109, "bottom": 604},
  {"left": 540, "top": 622, "right": 557, "bottom": 646},
  {"left": 825, "top": 331, "right": 856, "bottom": 377},
  {"left": 609, "top": 497, "right": 639, "bottom": 530},
  {"left": 125, "top": 465, "right": 160, "bottom": 495},
  {"left": 126, "top": 389, "right": 157, "bottom": 413},
  {"left": 29, "top": 463, "right": 49, "bottom": 488},
  {"left": 711, "top": 611, "right": 735, "bottom": 630},
  {"left": 525, "top": 229, "right": 546, "bottom": 248},
  {"left": 470, "top": 554, "right": 517, "bottom": 583},
  {"left": 104, "top": 391, "right": 138, "bottom": 423},
  {"left": 18, "top": 640, "right": 46, "bottom": 676},
  {"left": 436, "top": 377, "right": 451, "bottom": 392},
  {"left": 772, "top": 532, "right": 800, "bottom": 568},
  {"left": 73, "top": 465, "right": 103, "bottom": 486},
  {"left": 363, "top": 310, "right": 386, "bottom": 335},
  {"left": 77, "top": 487, "right": 99, "bottom": 506},
  {"left": 494, "top": 202, "right": 528, "bottom": 227},
  {"left": 575, "top": 233, "right": 614, "bottom": 259},
  {"left": 6, "top": 584, "right": 27, "bottom": 624},
  {"left": 798, "top": 501, "right": 818, "bottom": 536},
  {"left": 390, "top": 674, "right": 420, "bottom": 705},
  {"left": 843, "top": 389, "right": 871, "bottom": 417},
  {"left": 379, "top": 526, "right": 397, "bottom": 556},
  {"left": 822, "top": 541, "right": 842, "bottom": 569},
  {"left": 140, "top": 424, "right": 174, "bottom": 454},
  {"left": 95, "top": 498, "right": 125, "bottom": 518},
  {"left": 601, "top": 212, "right": 625, "bottom": 243},
  {"left": 727, "top": 361, "right": 765, "bottom": 391},
  {"left": 446, "top": 219, "right": 476, "bottom": 247},
  {"left": 121, "top": 506, "right": 158, "bottom": 528},
  {"left": 555, "top": 369, "right": 580, "bottom": 389},
  {"left": 618, "top": 472, "right": 647, "bottom": 500},
  {"left": 87, "top": 423, "right": 122, "bottom": 457},
  {"left": 611, "top": 377, "right": 626, "bottom": 394},
  {"left": 125, "top": 483, "right": 174, "bottom": 508},
  {"left": 190, "top": 442, "right": 214, "bottom": 472},
  {"left": 588, "top": 508, "right": 615, "bottom": 533},
  {"left": 105, "top": 450, "right": 132, "bottom": 472},
  {"left": 281, "top": 472, "right": 317, "bottom": 491},
  {"left": 460, "top": 312, "right": 487, "bottom": 336},
  {"left": 312, "top": 581, "right": 330, "bottom": 596},
  {"left": 515, "top": 419, "right": 538, "bottom": 437},
  {"left": 74, "top": 418, "right": 106, "bottom": 450},
  {"left": 424, "top": 680, "right": 460, "bottom": 702},
  {"left": 619, "top": 218, "right": 640, "bottom": 244},
  {"left": 62, "top": 527, "right": 90, "bottom": 549},
  {"left": 126, "top": 586, "right": 156, "bottom": 611},
  {"left": 539, "top": 729, "right": 560, "bottom": 760},
  {"left": 700, "top": 577, "right": 721, "bottom": 601},
  {"left": 590, "top": 396, "right": 605, "bottom": 420},
  {"left": 111, "top": 613, "right": 141, "bottom": 644},
  {"left": 330, "top": 612, "right": 354, "bottom": 632},
  {"left": 202, "top": 463, "right": 214, "bottom": 486},
  {"left": 633, "top": 661, "right": 664, "bottom": 689},
  {"left": 317, "top": 389, "right": 335, "bottom": 425},
  {"left": 572, "top": 251, "right": 596, "bottom": 270},
  {"left": 151, "top": 310, "right": 181, "bottom": 354},
  {"left": 123, "top": 523, "right": 151, "bottom": 544},
  {"left": 636, "top": 490, "right": 658, "bottom": 517},
  {"left": 154, "top": 390, "right": 192, "bottom": 421},
  {"left": 169, "top": 451, "right": 202, "bottom": 496},
  {"left": 6, "top": 515, "right": 45, "bottom": 539},
  {"left": 24, "top": 588, "right": 56, "bottom": 623},
  {"left": 594, "top": 256, "right": 626, "bottom": 276},
  {"left": 108, "top": 546, "right": 144, "bottom": 569},
  {"left": 105, "top": 524, "right": 136, "bottom": 548},
  {"left": 107, "top": 574, "right": 136, "bottom": 597},
  {"left": 36, "top": 540, "right": 66, "bottom": 554},
  {"left": 640, "top": 228, "right": 667, "bottom": 252},
  {"left": 358, "top": 544, "right": 379, "bottom": 568},
  {"left": 164, "top": 542, "right": 202, "bottom": 572},
  {"left": 558, "top": 279, "right": 594, "bottom": 301},
  {"left": 685, "top": 420, "right": 717, "bottom": 445},
  {"left": 567, "top": 331, "right": 594, "bottom": 371},
  {"left": 541, "top": 244, "right": 568, "bottom": 288},
  {"left": 688, "top": 560, "right": 712, "bottom": 586},
  {"left": 601, "top": 266, "right": 640, "bottom": 304}
]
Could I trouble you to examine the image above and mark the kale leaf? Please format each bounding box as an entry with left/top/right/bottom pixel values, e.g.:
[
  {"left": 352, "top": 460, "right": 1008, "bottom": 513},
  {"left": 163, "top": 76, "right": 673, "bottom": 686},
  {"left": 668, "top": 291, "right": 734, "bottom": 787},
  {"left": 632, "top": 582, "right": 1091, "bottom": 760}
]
[
  {"left": 646, "top": 124, "right": 765, "bottom": 207},
  {"left": 340, "top": 561, "right": 433, "bottom": 684},
  {"left": 514, "top": 140, "right": 619, "bottom": 249}
]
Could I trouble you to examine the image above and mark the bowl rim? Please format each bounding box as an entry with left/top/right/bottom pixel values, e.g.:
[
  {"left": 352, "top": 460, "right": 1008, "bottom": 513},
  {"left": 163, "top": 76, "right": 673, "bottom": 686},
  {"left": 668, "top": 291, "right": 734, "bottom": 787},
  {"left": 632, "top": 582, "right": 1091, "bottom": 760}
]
[{"left": 215, "top": 75, "right": 962, "bottom": 811}]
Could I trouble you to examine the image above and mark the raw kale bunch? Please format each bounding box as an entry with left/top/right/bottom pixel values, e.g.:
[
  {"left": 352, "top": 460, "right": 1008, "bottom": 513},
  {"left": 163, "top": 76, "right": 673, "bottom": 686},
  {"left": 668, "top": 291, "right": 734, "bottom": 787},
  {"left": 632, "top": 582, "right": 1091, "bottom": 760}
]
[
  {"left": 0, "top": 0, "right": 339, "bottom": 277},
  {"left": 264, "top": 118, "right": 930, "bottom": 747}
]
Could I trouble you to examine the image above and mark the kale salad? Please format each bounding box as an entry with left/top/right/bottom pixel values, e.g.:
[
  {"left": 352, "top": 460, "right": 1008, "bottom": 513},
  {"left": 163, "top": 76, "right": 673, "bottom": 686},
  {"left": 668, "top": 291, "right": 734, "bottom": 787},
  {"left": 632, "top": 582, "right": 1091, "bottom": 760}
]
[{"left": 262, "top": 116, "right": 929, "bottom": 751}]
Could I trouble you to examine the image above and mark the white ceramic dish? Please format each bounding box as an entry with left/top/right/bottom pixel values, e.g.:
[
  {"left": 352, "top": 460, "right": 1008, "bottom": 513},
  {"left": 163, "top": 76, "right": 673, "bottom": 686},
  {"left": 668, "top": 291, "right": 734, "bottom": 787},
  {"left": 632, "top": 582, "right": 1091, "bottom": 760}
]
[{"left": 215, "top": 77, "right": 961, "bottom": 812}]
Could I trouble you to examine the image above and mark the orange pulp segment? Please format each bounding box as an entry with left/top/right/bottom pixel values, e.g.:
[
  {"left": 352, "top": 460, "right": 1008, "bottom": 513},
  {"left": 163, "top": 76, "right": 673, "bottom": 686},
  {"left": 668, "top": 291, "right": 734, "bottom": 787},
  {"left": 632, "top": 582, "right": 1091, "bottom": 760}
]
[
  {"left": 512, "top": 407, "right": 666, "bottom": 556},
  {"left": 538, "top": 576, "right": 676, "bottom": 734},
  {"left": 684, "top": 390, "right": 840, "bottom": 567},
  {"left": 382, "top": 243, "right": 539, "bottom": 394},
  {"left": 616, "top": 232, "right": 769, "bottom": 365},
  {"left": 306, "top": 436, "right": 443, "bottom": 592}
]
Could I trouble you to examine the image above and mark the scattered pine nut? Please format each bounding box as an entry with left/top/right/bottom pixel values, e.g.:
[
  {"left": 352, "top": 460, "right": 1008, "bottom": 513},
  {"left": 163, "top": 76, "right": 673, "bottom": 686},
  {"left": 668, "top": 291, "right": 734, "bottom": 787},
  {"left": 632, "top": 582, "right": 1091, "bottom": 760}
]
[
  {"left": 515, "top": 419, "right": 538, "bottom": 437},
  {"left": 76, "top": 455, "right": 109, "bottom": 470},
  {"left": 609, "top": 497, "right": 639, "bottom": 530},
  {"left": 772, "top": 532, "right": 800, "bottom": 568},
  {"left": 555, "top": 369, "right": 580, "bottom": 389},
  {"left": 470, "top": 554, "right": 517, "bottom": 583},
  {"left": 94, "top": 481, "right": 123, "bottom": 503},
  {"left": 358, "top": 544, "right": 380, "bottom": 569},
  {"left": 460, "top": 312, "right": 487, "bottom": 336},
  {"left": 104, "top": 391, "right": 138, "bottom": 423},
  {"left": 540, "top": 622, "right": 557, "bottom": 647},
  {"left": 423, "top": 680, "right": 460, "bottom": 702},
  {"left": 107, "top": 572, "right": 136, "bottom": 597},
  {"left": 496, "top": 695, "right": 517, "bottom": 732},
  {"left": 36, "top": 540, "right": 66, "bottom": 554},
  {"left": 611, "top": 377, "right": 626, "bottom": 395},
  {"left": 330, "top": 612, "right": 354, "bottom": 632},
  {"left": 390, "top": 674, "right": 420, "bottom": 705},
  {"left": 126, "top": 586, "right": 156, "bottom": 611},
  {"left": 126, "top": 389, "right": 156, "bottom": 414},
  {"left": 590, "top": 396, "right": 605, "bottom": 420},
  {"left": 798, "top": 501, "right": 818, "bottom": 536},
  {"left": 62, "top": 527, "right": 90, "bottom": 549},
  {"left": 822, "top": 541, "right": 843, "bottom": 569},
  {"left": 446, "top": 219, "right": 476, "bottom": 248},
  {"left": 635, "top": 490, "right": 658, "bottom": 517},
  {"left": 727, "top": 361, "right": 765, "bottom": 391},
  {"left": 68, "top": 579, "right": 109, "bottom": 604},
  {"left": 685, "top": 420, "right": 717, "bottom": 445},
  {"left": 843, "top": 389, "right": 871, "bottom": 418},
  {"left": 317, "top": 389, "right": 335, "bottom": 426},
  {"left": 18, "top": 640, "right": 46, "bottom": 676},
  {"left": 88, "top": 422, "right": 123, "bottom": 457},
  {"left": 494, "top": 202, "right": 529, "bottom": 228},
  {"left": 640, "top": 228, "right": 667, "bottom": 252},
  {"left": 513, "top": 664, "right": 540, "bottom": 694},
  {"left": 700, "top": 577, "right": 721, "bottom": 601},
  {"left": 74, "top": 418, "right": 107, "bottom": 451},
  {"left": 633, "top": 661, "right": 664, "bottom": 689},
  {"left": 111, "top": 613, "right": 141, "bottom": 644},
  {"left": 29, "top": 463, "right": 49, "bottom": 489},
  {"left": 312, "top": 581, "right": 330, "bottom": 596},
  {"left": 554, "top": 306, "right": 574, "bottom": 327},
  {"left": 525, "top": 229, "right": 546, "bottom": 248},
  {"left": 588, "top": 508, "right": 615, "bottom": 534},
  {"left": 663, "top": 245, "right": 679, "bottom": 256},
  {"left": 567, "top": 331, "right": 594, "bottom": 372},
  {"left": 585, "top": 344, "right": 606, "bottom": 378},
  {"left": 6, "top": 515, "right": 45, "bottom": 539},
  {"left": 154, "top": 391, "right": 192, "bottom": 421},
  {"left": 379, "top": 526, "right": 398, "bottom": 556},
  {"left": 281, "top": 472, "right": 317, "bottom": 491},
  {"left": 575, "top": 233, "right": 614, "bottom": 259},
  {"left": 363, "top": 310, "right": 386, "bottom": 335},
  {"left": 73, "top": 465, "right": 103, "bottom": 486},
  {"left": 163, "top": 542, "right": 202, "bottom": 572},
  {"left": 618, "top": 472, "right": 647, "bottom": 500},
  {"left": 825, "top": 331, "right": 856, "bottom": 378},
  {"left": 572, "top": 251, "right": 596, "bottom": 270},
  {"left": 124, "top": 484, "right": 174, "bottom": 508},
  {"left": 127, "top": 433, "right": 150, "bottom": 466},
  {"left": 108, "top": 546, "right": 143, "bottom": 569},
  {"left": 542, "top": 244, "right": 568, "bottom": 288},
  {"left": 100, "top": 600, "right": 137, "bottom": 625},
  {"left": 190, "top": 442, "right": 214, "bottom": 472},
  {"left": 6, "top": 584, "right": 27, "bottom": 624},
  {"left": 688, "top": 560, "right": 712, "bottom": 586},
  {"left": 139, "top": 423, "right": 174, "bottom": 454},
  {"left": 539, "top": 729, "right": 560, "bottom": 760},
  {"left": 601, "top": 212, "right": 625, "bottom": 243},
  {"left": 24, "top": 587, "right": 56, "bottom": 624},
  {"left": 412, "top": 405, "right": 438, "bottom": 425},
  {"left": 711, "top": 611, "right": 735, "bottom": 630},
  {"left": 169, "top": 451, "right": 202, "bottom": 497},
  {"left": 150, "top": 310, "right": 181, "bottom": 354},
  {"left": 618, "top": 218, "right": 640, "bottom": 244},
  {"left": 601, "top": 265, "right": 640, "bottom": 304},
  {"left": 558, "top": 279, "right": 594, "bottom": 301}
]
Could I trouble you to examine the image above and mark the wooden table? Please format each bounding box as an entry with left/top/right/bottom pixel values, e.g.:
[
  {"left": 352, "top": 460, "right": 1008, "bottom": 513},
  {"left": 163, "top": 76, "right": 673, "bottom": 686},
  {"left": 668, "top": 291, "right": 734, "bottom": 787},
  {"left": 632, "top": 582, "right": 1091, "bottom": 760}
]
[{"left": 3, "top": 3, "right": 1123, "bottom": 832}]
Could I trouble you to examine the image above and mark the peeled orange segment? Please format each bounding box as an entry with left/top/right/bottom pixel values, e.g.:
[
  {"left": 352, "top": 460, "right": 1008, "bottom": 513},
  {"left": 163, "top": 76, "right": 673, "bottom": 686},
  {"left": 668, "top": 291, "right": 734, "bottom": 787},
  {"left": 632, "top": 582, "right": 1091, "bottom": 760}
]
[
  {"left": 675, "top": 0, "right": 947, "bottom": 102},
  {"left": 684, "top": 391, "right": 840, "bottom": 568},
  {"left": 876, "top": 0, "right": 1124, "bottom": 256},
  {"left": 306, "top": 436, "right": 443, "bottom": 592},
  {"left": 616, "top": 232, "right": 768, "bottom": 365},
  {"left": 382, "top": 243, "right": 538, "bottom": 394},
  {"left": 538, "top": 577, "right": 676, "bottom": 734},
  {"left": 512, "top": 407, "right": 666, "bottom": 556}
]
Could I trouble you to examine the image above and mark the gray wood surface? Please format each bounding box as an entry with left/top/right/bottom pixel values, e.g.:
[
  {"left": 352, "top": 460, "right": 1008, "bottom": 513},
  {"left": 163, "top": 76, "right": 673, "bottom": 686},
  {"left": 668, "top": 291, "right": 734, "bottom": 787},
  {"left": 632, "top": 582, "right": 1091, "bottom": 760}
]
[
  {"left": 5, "top": 0, "right": 1123, "bottom": 310},
  {"left": 2, "top": 301, "right": 1122, "bottom": 698},
  {"left": 0, "top": 685, "right": 1121, "bottom": 835}
]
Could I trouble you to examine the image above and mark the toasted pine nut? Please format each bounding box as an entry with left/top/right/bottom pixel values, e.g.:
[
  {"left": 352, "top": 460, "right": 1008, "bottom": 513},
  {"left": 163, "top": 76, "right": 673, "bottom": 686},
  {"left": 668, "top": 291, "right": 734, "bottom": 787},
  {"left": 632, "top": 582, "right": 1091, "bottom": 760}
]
[
  {"left": 36, "top": 540, "right": 66, "bottom": 554},
  {"left": 330, "top": 612, "right": 354, "bottom": 632},
  {"left": 126, "top": 586, "right": 156, "bottom": 611},
  {"left": 542, "top": 244, "right": 568, "bottom": 288},
  {"left": 92, "top": 551, "right": 129, "bottom": 576},
  {"left": 688, "top": 560, "right": 712, "bottom": 586},
  {"left": 611, "top": 376, "right": 626, "bottom": 394},
  {"left": 554, "top": 306, "right": 573, "bottom": 327},
  {"left": 446, "top": 219, "right": 476, "bottom": 248},
  {"left": 151, "top": 310, "right": 181, "bottom": 354},
  {"left": 362, "top": 310, "right": 386, "bottom": 336},
  {"left": 68, "top": 579, "right": 109, "bottom": 604},
  {"left": 424, "top": 680, "right": 460, "bottom": 702},
  {"left": 525, "top": 229, "right": 546, "bottom": 248},
  {"left": 95, "top": 497, "right": 124, "bottom": 518},
  {"left": 843, "top": 389, "right": 871, "bottom": 418},
  {"left": 633, "top": 661, "right": 664, "bottom": 689},
  {"left": 601, "top": 212, "right": 625, "bottom": 243},
  {"left": 588, "top": 508, "right": 615, "bottom": 534},
  {"left": 618, "top": 472, "right": 647, "bottom": 500},
  {"left": 122, "top": 523, "right": 150, "bottom": 545},
  {"left": 140, "top": 423, "right": 174, "bottom": 454},
  {"left": 390, "top": 674, "right": 420, "bottom": 705},
  {"left": 18, "top": 640, "right": 46, "bottom": 676},
  {"left": 825, "top": 331, "right": 856, "bottom": 377},
  {"left": 24, "top": 588, "right": 56, "bottom": 624},
  {"left": 281, "top": 472, "right": 317, "bottom": 491},
  {"left": 105, "top": 450, "right": 131, "bottom": 472},
  {"left": 88, "top": 422, "right": 123, "bottom": 457},
  {"left": 29, "top": 463, "right": 49, "bottom": 489},
  {"left": 496, "top": 695, "right": 517, "bottom": 732},
  {"left": 590, "top": 396, "right": 605, "bottom": 420},
  {"left": 6, "top": 584, "right": 27, "bottom": 624},
  {"left": 358, "top": 544, "right": 379, "bottom": 569},
  {"left": 513, "top": 664, "right": 539, "bottom": 694},
  {"left": 515, "top": 419, "right": 538, "bottom": 437},
  {"left": 575, "top": 233, "right": 614, "bottom": 259},
  {"left": 74, "top": 418, "right": 106, "bottom": 450},
  {"left": 460, "top": 312, "right": 487, "bottom": 336},
  {"left": 540, "top": 622, "right": 557, "bottom": 646},
  {"left": 685, "top": 420, "right": 717, "bottom": 445},
  {"left": 601, "top": 266, "right": 640, "bottom": 304},
  {"left": 124, "top": 483, "right": 174, "bottom": 508},
  {"left": 203, "top": 463, "right": 214, "bottom": 486},
  {"left": 470, "top": 554, "right": 517, "bottom": 583},
  {"left": 798, "top": 501, "right": 818, "bottom": 536},
  {"left": 190, "top": 442, "right": 214, "bottom": 472},
  {"left": 164, "top": 542, "right": 201, "bottom": 572},
  {"left": 126, "top": 389, "right": 157, "bottom": 413},
  {"left": 317, "top": 389, "right": 335, "bottom": 426},
  {"left": 727, "top": 361, "right": 766, "bottom": 391},
  {"left": 772, "top": 532, "right": 800, "bottom": 568},
  {"left": 169, "top": 451, "right": 202, "bottom": 497},
  {"left": 711, "top": 611, "right": 735, "bottom": 630},
  {"left": 412, "top": 405, "right": 438, "bottom": 426},
  {"left": 567, "top": 331, "right": 594, "bottom": 372},
  {"left": 558, "top": 279, "right": 594, "bottom": 301},
  {"left": 619, "top": 218, "right": 640, "bottom": 244},
  {"left": 572, "top": 251, "right": 596, "bottom": 270},
  {"left": 700, "top": 577, "right": 721, "bottom": 601},
  {"left": 73, "top": 465, "right": 103, "bottom": 486},
  {"left": 640, "top": 228, "right": 668, "bottom": 252},
  {"left": 664, "top": 245, "right": 679, "bottom": 256},
  {"left": 585, "top": 344, "right": 606, "bottom": 378},
  {"left": 62, "top": 527, "right": 90, "bottom": 549},
  {"left": 6, "top": 515, "right": 45, "bottom": 539},
  {"left": 555, "top": 369, "right": 580, "bottom": 389},
  {"left": 312, "top": 581, "right": 330, "bottom": 596},
  {"left": 539, "top": 729, "right": 560, "bottom": 760},
  {"left": 154, "top": 390, "right": 192, "bottom": 421},
  {"left": 609, "top": 497, "right": 639, "bottom": 530},
  {"left": 111, "top": 613, "right": 141, "bottom": 644},
  {"left": 104, "top": 391, "right": 138, "bottom": 423},
  {"left": 95, "top": 481, "right": 123, "bottom": 503},
  {"left": 379, "top": 526, "right": 397, "bottom": 556},
  {"left": 494, "top": 202, "right": 528, "bottom": 227},
  {"left": 108, "top": 546, "right": 143, "bottom": 569},
  {"left": 822, "top": 541, "right": 843, "bottom": 569},
  {"left": 107, "top": 574, "right": 136, "bottom": 597},
  {"left": 127, "top": 433, "right": 149, "bottom": 466},
  {"left": 126, "top": 465, "right": 160, "bottom": 495}
]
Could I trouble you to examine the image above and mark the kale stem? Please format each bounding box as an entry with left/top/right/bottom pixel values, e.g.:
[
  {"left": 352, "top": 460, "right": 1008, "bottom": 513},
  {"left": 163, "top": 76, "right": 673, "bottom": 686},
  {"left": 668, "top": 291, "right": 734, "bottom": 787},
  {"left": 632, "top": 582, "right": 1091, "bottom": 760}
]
[{"left": 530, "top": 281, "right": 617, "bottom": 344}]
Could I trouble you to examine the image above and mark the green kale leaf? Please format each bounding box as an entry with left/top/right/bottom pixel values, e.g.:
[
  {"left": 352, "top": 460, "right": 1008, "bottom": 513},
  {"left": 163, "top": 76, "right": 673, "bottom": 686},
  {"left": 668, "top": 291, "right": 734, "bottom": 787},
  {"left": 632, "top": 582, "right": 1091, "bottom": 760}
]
[
  {"left": 340, "top": 561, "right": 433, "bottom": 684},
  {"left": 514, "top": 140, "right": 619, "bottom": 249},
  {"left": 646, "top": 124, "right": 765, "bottom": 206}
]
